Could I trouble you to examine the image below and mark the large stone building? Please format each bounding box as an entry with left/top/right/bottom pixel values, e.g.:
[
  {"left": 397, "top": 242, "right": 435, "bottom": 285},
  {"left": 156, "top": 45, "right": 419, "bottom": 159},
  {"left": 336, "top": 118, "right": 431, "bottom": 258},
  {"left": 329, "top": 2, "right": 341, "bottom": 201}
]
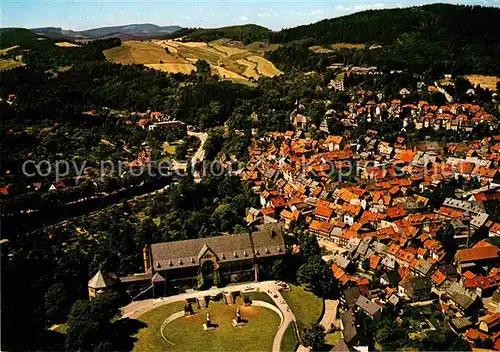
[
  {"left": 88, "top": 223, "right": 286, "bottom": 298},
  {"left": 146, "top": 223, "right": 286, "bottom": 290}
]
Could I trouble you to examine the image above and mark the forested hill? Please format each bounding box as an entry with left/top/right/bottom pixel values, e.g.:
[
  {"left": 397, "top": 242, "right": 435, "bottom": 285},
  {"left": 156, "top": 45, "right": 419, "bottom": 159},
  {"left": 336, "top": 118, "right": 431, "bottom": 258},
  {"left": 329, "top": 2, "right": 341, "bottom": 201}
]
[
  {"left": 265, "top": 3, "right": 500, "bottom": 76},
  {"left": 269, "top": 4, "right": 500, "bottom": 46},
  {"left": 167, "top": 24, "right": 271, "bottom": 44}
]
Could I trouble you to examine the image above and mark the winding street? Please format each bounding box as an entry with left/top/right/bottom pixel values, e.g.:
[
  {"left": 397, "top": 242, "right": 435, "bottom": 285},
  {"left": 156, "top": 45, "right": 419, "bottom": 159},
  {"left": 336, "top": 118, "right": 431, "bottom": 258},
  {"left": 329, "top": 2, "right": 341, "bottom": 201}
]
[{"left": 121, "top": 280, "right": 296, "bottom": 352}]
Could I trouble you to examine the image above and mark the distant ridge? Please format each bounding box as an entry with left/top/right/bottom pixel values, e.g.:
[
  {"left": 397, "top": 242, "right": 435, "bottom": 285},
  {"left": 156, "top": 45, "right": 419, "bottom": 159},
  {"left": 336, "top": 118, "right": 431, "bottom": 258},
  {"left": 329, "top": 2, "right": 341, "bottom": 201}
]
[{"left": 29, "top": 23, "right": 183, "bottom": 40}]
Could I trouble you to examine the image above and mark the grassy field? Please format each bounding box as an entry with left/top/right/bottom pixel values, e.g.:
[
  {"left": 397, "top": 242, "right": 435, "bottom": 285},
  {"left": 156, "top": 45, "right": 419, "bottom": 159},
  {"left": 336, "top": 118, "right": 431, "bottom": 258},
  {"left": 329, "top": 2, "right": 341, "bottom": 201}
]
[
  {"left": 280, "top": 322, "right": 298, "bottom": 352},
  {"left": 466, "top": 74, "right": 500, "bottom": 90},
  {"left": 324, "top": 331, "right": 342, "bottom": 347},
  {"left": 55, "top": 42, "right": 81, "bottom": 47},
  {"left": 0, "top": 55, "right": 24, "bottom": 71},
  {"left": 133, "top": 302, "right": 185, "bottom": 352},
  {"left": 246, "top": 56, "right": 281, "bottom": 77},
  {"left": 145, "top": 63, "right": 195, "bottom": 74},
  {"left": 134, "top": 300, "right": 280, "bottom": 352},
  {"left": 245, "top": 42, "right": 281, "bottom": 54},
  {"left": 236, "top": 59, "right": 260, "bottom": 79},
  {"left": 331, "top": 43, "right": 365, "bottom": 50},
  {"left": 282, "top": 284, "right": 323, "bottom": 328},
  {"left": 310, "top": 43, "right": 365, "bottom": 54},
  {"left": 163, "top": 142, "right": 178, "bottom": 155},
  {"left": 104, "top": 39, "right": 281, "bottom": 83},
  {"left": 246, "top": 291, "right": 277, "bottom": 307},
  {"left": 0, "top": 45, "right": 19, "bottom": 54}
]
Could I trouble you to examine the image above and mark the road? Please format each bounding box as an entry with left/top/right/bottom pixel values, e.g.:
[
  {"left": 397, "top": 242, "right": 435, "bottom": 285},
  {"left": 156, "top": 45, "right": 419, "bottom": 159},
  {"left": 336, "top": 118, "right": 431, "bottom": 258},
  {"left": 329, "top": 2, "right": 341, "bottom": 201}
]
[
  {"left": 188, "top": 131, "right": 208, "bottom": 169},
  {"left": 121, "top": 280, "right": 296, "bottom": 352}
]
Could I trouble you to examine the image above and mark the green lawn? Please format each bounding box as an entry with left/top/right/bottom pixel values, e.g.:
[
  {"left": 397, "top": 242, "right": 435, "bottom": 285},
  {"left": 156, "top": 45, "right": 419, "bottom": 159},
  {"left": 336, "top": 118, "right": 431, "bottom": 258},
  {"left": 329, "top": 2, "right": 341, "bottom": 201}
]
[
  {"left": 282, "top": 284, "right": 323, "bottom": 328},
  {"left": 325, "top": 331, "right": 342, "bottom": 347},
  {"left": 133, "top": 301, "right": 185, "bottom": 352},
  {"left": 163, "top": 142, "right": 177, "bottom": 155},
  {"left": 134, "top": 300, "right": 280, "bottom": 352},
  {"left": 247, "top": 291, "right": 277, "bottom": 307},
  {"left": 280, "top": 322, "right": 298, "bottom": 352}
]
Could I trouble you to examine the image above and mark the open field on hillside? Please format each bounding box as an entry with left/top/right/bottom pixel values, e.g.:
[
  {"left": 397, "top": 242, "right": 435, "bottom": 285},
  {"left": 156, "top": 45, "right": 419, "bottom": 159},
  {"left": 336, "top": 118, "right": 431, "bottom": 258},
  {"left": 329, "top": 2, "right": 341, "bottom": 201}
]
[
  {"left": 0, "top": 45, "right": 19, "bottom": 54},
  {"left": 247, "top": 56, "right": 281, "bottom": 77},
  {"left": 145, "top": 63, "right": 195, "bottom": 74},
  {"left": 104, "top": 39, "right": 282, "bottom": 83},
  {"left": 244, "top": 41, "right": 281, "bottom": 54},
  {"left": 236, "top": 59, "right": 260, "bottom": 79},
  {"left": 466, "top": 74, "right": 500, "bottom": 90},
  {"left": 331, "top": 43, "right": 365, "bottom": 50},
  {"left": 310, "top": 43, "right": 365, "bottom": 54},
  {"left": 0, "top": 55, "right": 24, "bottom": 71},
  {"left": 104, "top": 40, "right": 188, "bottom": 65},
  {"left": 55, "top": 42, "right": 81, "bottom": 47}
]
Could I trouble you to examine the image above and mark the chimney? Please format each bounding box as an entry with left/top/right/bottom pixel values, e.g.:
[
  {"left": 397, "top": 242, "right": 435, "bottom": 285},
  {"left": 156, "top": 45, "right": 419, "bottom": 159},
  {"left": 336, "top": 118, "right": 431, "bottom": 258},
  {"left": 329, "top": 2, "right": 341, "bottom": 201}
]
[{"left": 143, "top": 246, "right": 150, "bottom": 272}]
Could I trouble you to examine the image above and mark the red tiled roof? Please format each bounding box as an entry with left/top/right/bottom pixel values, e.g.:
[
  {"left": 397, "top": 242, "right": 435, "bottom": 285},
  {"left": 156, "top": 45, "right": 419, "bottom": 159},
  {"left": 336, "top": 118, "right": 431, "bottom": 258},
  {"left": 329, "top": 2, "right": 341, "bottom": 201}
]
[
  {"left": 315, "top": 206, "right": 334, "bottom": 219},
  {"left": 431, "top": 270, "right": 447, "bottom": 286},
  {"left": 457, "top": 246, "right": 499, "bottom": 263}
]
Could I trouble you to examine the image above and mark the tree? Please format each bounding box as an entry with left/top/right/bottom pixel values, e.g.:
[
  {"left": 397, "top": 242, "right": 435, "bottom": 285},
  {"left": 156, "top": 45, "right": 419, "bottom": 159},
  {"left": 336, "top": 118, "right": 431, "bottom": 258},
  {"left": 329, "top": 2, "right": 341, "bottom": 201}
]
[
  {"left": 298, "top": 232, "right": 321, "bottom": 258},
  {"left": 65, "top": 300, "right": 100, "bottom": 350},
  {"left": 175, "top": 142, "right": 188, "bottom": 160},
  {"left": 65, "top": 292, "right": 121, "bottom": 350},
  {"left": 195, "top": 60, "right": 211, "bottom": 78},
  {"left": 44, "top": 282, "right": 69, "bottom": 323},
  {"left": 301, "top": 324, "right": 325, "bottom": 350},
  {"left": 297, "top": 255, "right": 338, "bottom": 297}
]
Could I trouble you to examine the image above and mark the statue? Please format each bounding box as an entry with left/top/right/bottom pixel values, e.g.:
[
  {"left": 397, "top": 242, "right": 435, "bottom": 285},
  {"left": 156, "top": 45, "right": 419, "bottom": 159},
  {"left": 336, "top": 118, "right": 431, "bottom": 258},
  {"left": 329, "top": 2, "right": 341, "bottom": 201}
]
[
  {"left": 203, "top": 311, "right": 216, "bottom": 331},
  {"left": 236, "top": 306, "right": 241, "bottom": 323},
  {"left": 232, "top": 305, "right": 246, "bottom": 327}
]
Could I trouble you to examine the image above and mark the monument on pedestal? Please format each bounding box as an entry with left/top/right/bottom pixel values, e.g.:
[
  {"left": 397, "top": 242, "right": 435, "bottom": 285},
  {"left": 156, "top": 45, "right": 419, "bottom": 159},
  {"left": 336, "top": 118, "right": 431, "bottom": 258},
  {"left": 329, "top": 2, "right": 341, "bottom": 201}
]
[
  {"left": 232, "top": 305, "right": 247, "bottom": 327},
  {"left": 203, "top": 312, "right": 216, "bottom": 331}
]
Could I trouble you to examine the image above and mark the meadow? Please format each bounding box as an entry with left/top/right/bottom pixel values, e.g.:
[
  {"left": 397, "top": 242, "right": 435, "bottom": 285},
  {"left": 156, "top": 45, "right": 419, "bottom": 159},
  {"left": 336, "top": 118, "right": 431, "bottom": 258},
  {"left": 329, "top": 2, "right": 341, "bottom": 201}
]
[{"left": 104, "top": 39, "right": 282, "bottom": 83}]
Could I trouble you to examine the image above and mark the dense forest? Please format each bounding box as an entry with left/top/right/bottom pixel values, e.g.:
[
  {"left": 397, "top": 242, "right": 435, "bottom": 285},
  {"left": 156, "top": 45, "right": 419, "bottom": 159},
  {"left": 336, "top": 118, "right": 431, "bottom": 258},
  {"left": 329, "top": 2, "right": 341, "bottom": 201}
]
[
  {"left": 270, "top": 4, "right": 500, "bottom": 45},
  {"left": 266, "top": 4, "right": 500, "bottom": 75},
  {"left": 171, "top": 24, "right": 270, "bottom": 44}
]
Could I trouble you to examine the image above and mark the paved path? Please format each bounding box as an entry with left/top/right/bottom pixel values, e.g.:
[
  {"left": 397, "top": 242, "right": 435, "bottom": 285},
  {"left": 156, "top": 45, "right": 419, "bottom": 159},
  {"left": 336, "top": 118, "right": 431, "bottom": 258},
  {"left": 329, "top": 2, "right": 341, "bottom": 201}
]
[
  {"left": 188, "top": 131, "right": 208, "bottom": 169},
  {"left": 121, "top": 281, "right": 297, "bottom": 352},
  {"left": 319, "top": 299, "right": 340, "bottom": 332}
]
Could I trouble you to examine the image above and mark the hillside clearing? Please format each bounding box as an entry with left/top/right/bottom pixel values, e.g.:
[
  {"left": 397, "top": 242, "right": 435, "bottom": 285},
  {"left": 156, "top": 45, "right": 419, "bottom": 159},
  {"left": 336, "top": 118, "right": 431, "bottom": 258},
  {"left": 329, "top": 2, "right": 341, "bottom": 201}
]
[
  {"left": 212, "top": 43, "right": 248, "bottom": 56},
  {"left": 211, "top": 65, "right": 247, "bottom": 80},
  {"left": 236, "top": 59, "right": 259, "bottom": 79},
  {"left": 466, "top": 74, "right": 500, "bottom": 90},
  {"left": 0, "top": 56, "right": 24, "bottom": 71},
  {"left": 247, "top": 56, "right": 282, "bottom": 77},
  {"left": 0, "top": 45, "right": 19, "bottom": 54},
  {"left": 310, "top": 43, "right": 365, "bottom": 53},
  {"left": 104, "top": 41, "right": 187, "bottom": 65},
  {"left": 55, "top": 42, "right": 81, "bottom": 47},
  {"left": 145, "top": 63, "right": 195, "bottom": 74},
  {"left": 245, "top": 42, "right": 281, "bottom": 54},
  {"left": 331, "top": 43, "right": 365, "bottom": 50},
  {"left": 105, "top": 39, "right": 280, "bottom": 83}
]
